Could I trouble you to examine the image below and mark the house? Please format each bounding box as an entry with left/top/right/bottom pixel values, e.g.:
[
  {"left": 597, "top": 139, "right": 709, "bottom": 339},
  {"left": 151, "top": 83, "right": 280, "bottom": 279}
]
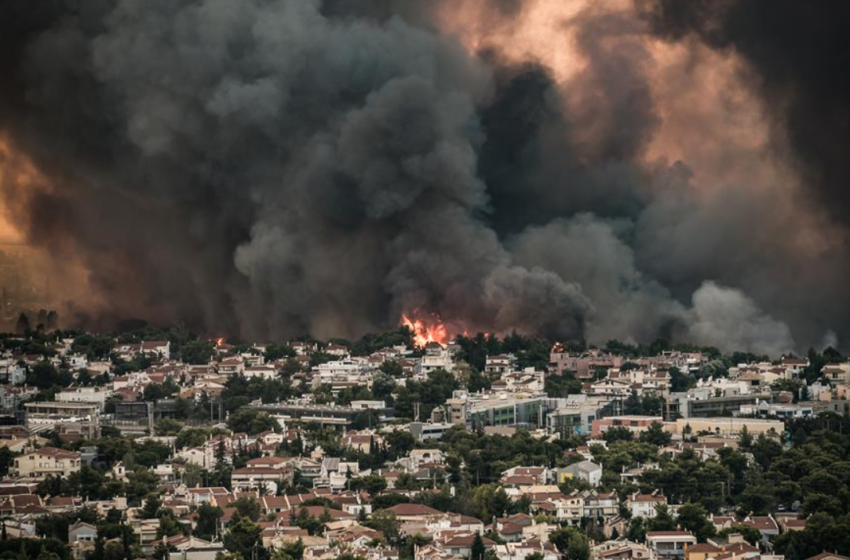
[
  {"left": 387, "top": 503, "right": 444, "bottom": 523},
  {"left": 243, "top": 366, "right": 277, "bottom": 380},
  {"left": 165, "top": 536, "right": 226, "bottom": 560},
  {"left": 408, "top": 449, "right": 445, "bottom": 468},
  {"left": 646, "top": 531, "right": 697, "bottom": 560},
  {"left": 69, "top": 521, "right": 98, "bottom": 544},
  {"left": 10, "top": 447, "right": 81, "bottom": 479},
  {"left": 231, "top": 466, "right": 294, "bottom": 494},
  {"left": 579, "top": 491, "right": 619, "bottom": 519},
  {"left": 342, "top": 431, "right": 383, "bottom": 453},
  {"left": 326, "top": 343, "right": 350, "bottom": 357},
  {"left": 493, "top": 513, "right": 533, "bottom": 542},
  {"left": 804, "top": 554, "right": 850, "bottom": 560},
  {"left": 219, "top": 357, "right": 245, "bottom": 376},
  {"left": 627, "top": 493, "right": 667, "bottom": 518},
  {"left": 141, "top": 341, "right": 171, "bottom": 360},
  {"left": 439, "top": 533, "right": 496, "bottom": 559},
  {"left": 556, "top": 461, "right": 603, "bottom": 487},
  {"left": 176, "top": 446, "right": 217, "bottom": 469},
  {"left": 529, "top": 493, "right": 583, "bottom": 525},
  {"left": 502, "top": 466, "right": 548, "bottom": 486},
  {"left": 485, "top": 355, "right": 515, "bottom": 375},
  {"left": 592, "top": 540, "right": 653, "bottom": 560},
  {"left": 685, "top": 543, "right": 723, "bottom": 560},
  {"left": 741, "top": 515, "right": 780, "bottom": 543}
]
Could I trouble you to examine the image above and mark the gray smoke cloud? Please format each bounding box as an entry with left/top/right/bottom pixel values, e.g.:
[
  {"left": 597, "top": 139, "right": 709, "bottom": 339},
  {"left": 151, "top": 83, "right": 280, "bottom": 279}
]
[{"left": 0, "top": 0, "right": 846, "bottom": 355}]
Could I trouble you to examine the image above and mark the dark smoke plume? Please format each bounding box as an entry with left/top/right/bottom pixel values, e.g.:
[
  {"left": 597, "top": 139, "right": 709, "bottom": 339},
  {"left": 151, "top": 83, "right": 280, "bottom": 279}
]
[
  {"left": 0, "top": 0, "right": 848, "bottom": 355},
  {"left": 639, "top": 0, "right": 850, "bottom": 224}
]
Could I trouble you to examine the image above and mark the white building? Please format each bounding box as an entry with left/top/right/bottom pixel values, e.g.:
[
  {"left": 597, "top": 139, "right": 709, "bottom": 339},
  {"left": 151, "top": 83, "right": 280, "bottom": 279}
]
[
  {"left": 56, "top": 387, "right": 113, "bottom": 408},
  {"left": 556, "top": 461, "right": 603, "bottom": 487},
  {"left": 627, "top": 493, "right": 668, "bottom": 518},
  {"left": 416, "top": 345, "right": 455, "bottom": 377},
  {"left": 0, "top": 357, "right": 26, "bottom": 385}
]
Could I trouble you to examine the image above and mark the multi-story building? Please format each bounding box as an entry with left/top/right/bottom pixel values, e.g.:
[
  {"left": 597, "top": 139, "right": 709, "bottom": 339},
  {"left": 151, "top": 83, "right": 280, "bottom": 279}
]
[
  {"left": 485, "top": 355, "right": 516, "bottom": 376},
  {"left": 56, "top": 387, "right": 112, "bottom": 409},
  {"left": 591, "top": 416, "right": 663, "bottom": 438},
  {"left": 416, "top": 344, "right": 455, "bottom": 377},
  {"left": 672, "top": 417, "right": 783, "bottom": 438},
  {"left": 252, "top": 401, "right": 394, "bottom": 431},
  {"left": 646, "top": 532, "right": 697, "bottom": 560},
  {"left": 666, "top": 385, "right": 773, "bottom": 419},
  {"left": 627, "top": 493, "right": 668, "bottom": 518},
  {"left": 10, "top": 446, "right": 81, "bottom": 479},
  {"left": 0, "top": 356, "right": 26, "bottom": 385},
  {"left": 549, "top": 348, "right": 624, "bottom": 379},
  {"left": 822, "top": 363, "right": 850, "bottom": 385},
  {"left": 24, "top": 401, "right": 100, "bottom": 439}
]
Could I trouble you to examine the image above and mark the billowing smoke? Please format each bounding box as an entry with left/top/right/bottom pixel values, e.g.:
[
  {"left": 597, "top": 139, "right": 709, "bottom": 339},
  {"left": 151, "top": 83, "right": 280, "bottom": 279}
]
[{"left": 0, "top": 0, "right": 847, "bottom": 355}]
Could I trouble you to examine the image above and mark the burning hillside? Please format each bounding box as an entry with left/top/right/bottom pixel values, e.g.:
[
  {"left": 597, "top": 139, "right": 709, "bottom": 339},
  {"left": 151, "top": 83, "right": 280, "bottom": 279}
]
[{"left": 401, "top": 314, "right": 450, "bottom": 348}]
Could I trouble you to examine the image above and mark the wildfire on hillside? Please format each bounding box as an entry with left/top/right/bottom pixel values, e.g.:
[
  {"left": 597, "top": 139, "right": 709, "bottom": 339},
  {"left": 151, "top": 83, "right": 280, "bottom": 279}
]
[{"left": 401, "top": 313, "right": 449, "bottom": 348}]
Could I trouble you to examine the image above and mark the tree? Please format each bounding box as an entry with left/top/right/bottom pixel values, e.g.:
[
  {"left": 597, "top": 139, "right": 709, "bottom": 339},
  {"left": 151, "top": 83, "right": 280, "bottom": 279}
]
[
  {"left": 738, "top": 425, "right": 753, "bottom": 450},
  {"left": 233, "top": 496, "right": 261, "bottom": 522},
  {"left": 471, "top": 532, "right": 486, "bottom": 560},
  {"left": 676, "top": 503, "right": 716, "bottom": 542},
  {"left": 385, "top": 431, "right": 415, "bottom": 459},
  {"left": 71, "top": 334, "right": 115, "bottom": 359},
  {"left": 272, "top": 538, "right": 304, "bottom": 560},
  {"left": 178, "top": 340, "right": 214, "bottom": 364},
  {"left": 640, "top": 422, "right": 672, "bottom": 446},
  {"left": 195, "top": 504, "right": 223, "bottom": 541},
  {"left": 627, "top": 517, "right": 647, "bottom": 543},
  {"left": 223, "top": 517, "right": 261, "bottom": 559},
  {"left": 27, "top": 361, "right": 72, "bottom": 389},
  {"left": 264, "top": 344, "right": 295, "bottom": 362},
  {"left": 471, "top": 484, "right": 512, "bottom": 523},
  {"left": 549, "top": 527, "right": 590, "bottom": 560},
  {"left": 602, "top": 426, "right": 634, "bottom": 443},
  {"left": 140, "top": 494, "right": 162, "bottom": 519},
  {"left": 544, "top": 370, "right": 583, "bottom": 397},
  {"left": 365, "top": 510, "right": 400, "bottom": 545},
  {"left": 157, "top": 513, "right": 183, "bottom": 539},
  {"left": 176, "top": 428, "right": 210, "bottom": 450},
  {"left": 155, "top": 418, "right": 183, "bottom": 436},
  {"left": 371, "top": 372, "right": 397, "bottom": 401},
  {"left": 359, "top": 474, "right": 388, "bottom": 497},
  {"left": 103, "top": 541, "right": 125, "bottom": 560},
  {"left": 227, "top": 409, "right": 278, "bottom": 435},
  {"left": 647, "top": 505, "right": 677, "bottom": 532}
]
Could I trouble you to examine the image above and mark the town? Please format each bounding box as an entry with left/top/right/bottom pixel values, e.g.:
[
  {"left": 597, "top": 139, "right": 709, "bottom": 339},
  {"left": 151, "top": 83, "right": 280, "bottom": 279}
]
[{"left": 0, "top": 323, "right": 848, "bottom": 560}]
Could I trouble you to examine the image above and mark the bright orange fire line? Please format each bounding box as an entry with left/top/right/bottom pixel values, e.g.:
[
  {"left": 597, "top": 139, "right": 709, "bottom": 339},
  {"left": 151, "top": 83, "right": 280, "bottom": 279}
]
[{"left": 401, "top": 314, "right": 449, "bottom": 348}]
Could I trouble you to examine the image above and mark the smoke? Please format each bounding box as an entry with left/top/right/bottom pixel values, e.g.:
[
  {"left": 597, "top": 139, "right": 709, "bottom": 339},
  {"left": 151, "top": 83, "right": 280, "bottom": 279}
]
[
  {"left": 0, "top": 0, "right": 847, "bottom": 355},
  {"left": 688, "top": 282, "right": 794, "bottom": 358},
  {"left": 639, "top": 0, "right": 850, "bottom": 224}
]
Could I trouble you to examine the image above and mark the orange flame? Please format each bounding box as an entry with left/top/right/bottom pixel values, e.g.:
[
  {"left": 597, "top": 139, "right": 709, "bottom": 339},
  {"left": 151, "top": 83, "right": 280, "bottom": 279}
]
[{"left": 401, "top": 314, "right": 449, "bottom": 348}]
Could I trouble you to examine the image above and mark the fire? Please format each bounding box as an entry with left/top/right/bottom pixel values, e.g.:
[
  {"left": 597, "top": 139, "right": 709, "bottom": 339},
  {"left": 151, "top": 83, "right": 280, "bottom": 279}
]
[{"left": 401, "top": 314, "right": 449, "bottom": 348}]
